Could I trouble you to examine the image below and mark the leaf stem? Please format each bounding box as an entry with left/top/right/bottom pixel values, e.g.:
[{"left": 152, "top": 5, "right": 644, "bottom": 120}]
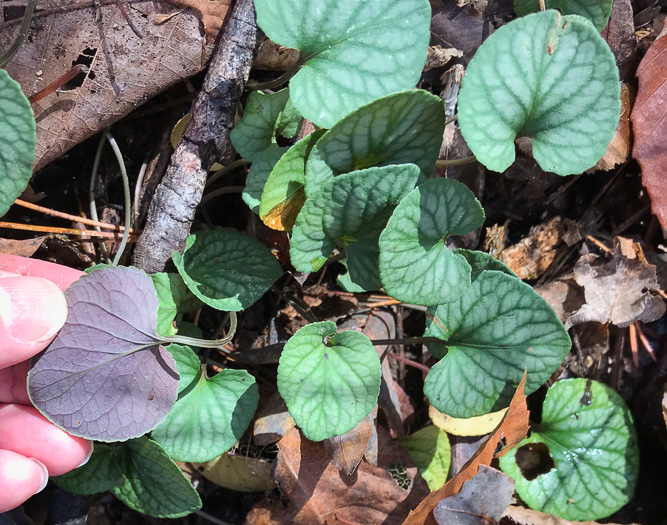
[
  {"left": 104, "top": 130, "right": 132, "bottom": 266},
  {"left": 369, "top": 336, "right": 443, "bottom": 346},
  {"left": 386, "top": 351, "right": 431, "bottom": 373},
  {"left": 206, "top": 159, "right": 251, "bottom": 188},
  {"left": 200, "top": 186, "right": 245, "bottom": 206},
  {"left": 435, "top": 155, "right": 477, "bottom": 167},
  {"left": 89, "top": 133, "right": 111, "bottom": 263},
  {"left": 245, "top": 58, "right": 303, "bottom": 91},
  {"left": 13, "top": 198, "right": 133, "bottom": 232},
  {"left": 162, "top": 312, "right": 238, "bottom": 349},
  {"left": 0, "top": 0, "right": 36, "bottom": 67}
]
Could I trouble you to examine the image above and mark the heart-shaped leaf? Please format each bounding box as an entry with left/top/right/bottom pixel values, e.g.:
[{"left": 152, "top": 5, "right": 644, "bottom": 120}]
[
  {"left": 151, "top": 345, "right": 259, "bottom": 462},
  {"left": 277, "top": 321, "right": 381, "bottom": 441},
  {"left": 379, "top": 178, "right": 485, "bottom": 305},
  {"left": 458, "top": 11, "right": 621, "bottom": 175},
  {"left": 111, "top": 437, "right": 202, "bottom": 518},
  {"left": 173, "top": 230, "right": 283, "bottom": 312},
  {"left": 0, "top": 69, "right": 36, "bottom": 217},
  {"left": 305, "top": 90, "right": 445, "bottom": 196},
  {"left": 254, "top": 0, "right": 431, "bottom": 128},
  {"left": 290, "top": 164, "right": 420, "bottom": 290},
  {"left": 423, "top": 270, "right": 571, "bottom": 418},
  {"left": 28, "top": 267, "right": 179, "bottom": 442},
  {"left": 230, "top": 88, "right": 302, "bottom": 161},
  {"left": 259, "top": 130, "right": 325, "bottom": 231},
  {"left": 499, "top": 379, "right": 639, "bottom": 521},
  {"left": 514, "top": 0, "right": 613, "bottom": 31},
  {"left": 453, "top": 249, "right": 517, "bottom": 281},
  {"left": 243, "top": 144, "right": 288, "bottom": 214}
]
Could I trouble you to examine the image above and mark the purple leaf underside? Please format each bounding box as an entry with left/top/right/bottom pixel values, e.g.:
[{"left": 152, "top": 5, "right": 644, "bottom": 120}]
[{"left": 28, "top": 267, "right": 179, "bottom": 442}]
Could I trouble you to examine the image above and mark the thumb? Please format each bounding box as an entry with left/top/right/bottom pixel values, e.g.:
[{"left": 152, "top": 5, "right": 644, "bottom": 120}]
[{"left": 0, "top": 276, "right": 68, "bottom": 368}]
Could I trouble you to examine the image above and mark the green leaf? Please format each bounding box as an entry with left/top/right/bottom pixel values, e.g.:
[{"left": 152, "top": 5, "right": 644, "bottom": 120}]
[
  {"left": 173, "top": 230, "right": 283, "bottom": 312},
  {"left": 457, "top": 11, "right": 621, "bottom": 175},
  {"left": 336, "top": 260, "right": 367, "bottom": 293},
  {"left": 290, "top": 164, "right": 420, "bottom": 290},
  {"left": 230, "top": 89, "right": 301, "bottom": 161},
  {"left": 514, "top": 0, "right": 613, "bottom": 31},
  {"left": 499, "top": 379, "right": 639, "bottom": 521},
  {"left": 453, "top": 249, "right": 517, "bottom": 281},
  {"left": 0, "top": 69, "right": 36, "bottom": 217},
  {"left": 151, "top": 273, "right": 204, "bottom": 337},
  {"left": 399, "top": 425, "right": 451, "bottom": 491},
  {"left": 243, "top": 144, "right": 288, "bottom": 214},
  {"left": 52, "top": 444, "right": 124, "bottom": 495},
  {"left": 259, "top": 130, "right": 325, "bottom": 231},
  {"left": 423, "top": 271, "right": 571, "bottom": 417},
  {"left": 111, "top": 437, "right": 201, "bottom": 518},
  {"left": 152, "top": 345, "right": 259, "bottom": 462},
  {"left": 277, "top": 321, "right": 381, "bottom": 441},
  {"left": 305, "top": 90, "right": 445, "bottom": 196},
  {"left": 379, "top": 178, "right": 485, "bottom": 305},
  {"left": 254, "top": 0, "right": 431, "bottom": 128}
]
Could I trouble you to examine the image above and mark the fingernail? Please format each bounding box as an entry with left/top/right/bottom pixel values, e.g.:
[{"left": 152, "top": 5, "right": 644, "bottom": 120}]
[
  {"left": 29, "top": 458, "right": 49, "bottom": 494},
  {"left": 77, "top": 442, "right": 95, "bottom": 468},
  {"left": 0, "top": 276, "right": 67, "bottom": 343}
]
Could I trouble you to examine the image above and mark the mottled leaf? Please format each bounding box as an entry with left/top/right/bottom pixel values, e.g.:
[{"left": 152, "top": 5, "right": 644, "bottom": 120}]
[
  {"left": 379, "top": 178, "right": 484, "bottom": 305},
  {"left": 28, "top": 267, "right": 179, "bottom": 442},
  {"left": 52, "top": 444, "right": 123, "bottom": 495},
  {"left": 151, "top": 272, "right": 203, "bottom": 337},
  {"left": 243, "top": 144, "right": 288, "bottom": 214},
  {"left": 514, "top": 0, "right": 613, "bottom": 31},
  {"left": 499, "top": 379, "right": 639, "bottom": 521},
  {"left": 254, "top": 0, "right": 431, "bottom": 128},
  {"left": 277, "top": 321, "right": 381, "bottom": 441},
  {"left": 400, "top": 425, "right": 451, "bottom": 491},
  {"left": 458, "top": 11, "right": 621, "bottom": 175}
]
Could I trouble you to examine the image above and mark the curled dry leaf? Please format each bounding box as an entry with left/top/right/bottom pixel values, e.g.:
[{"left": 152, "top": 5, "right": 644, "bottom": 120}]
[
  {"left": 566, "top": 237, "right": 666, "bottom": 329},
  {"left": 0, "top": 0, "right": 225, "bottom": 170},
  {"left": 162, "top": 0, "right": 231, "bottom": 42},
  {"left": 631, "top": 19, "right": 667, "bottom": 237},
  {"left": 588, "top": 83, "right": 632, "bottom": 172},
  {"left": 402, "top": 374, "right": 529, "bottom": 525},
  {"left": 501, "top": 505, "right": 643, "bottom": 525}
]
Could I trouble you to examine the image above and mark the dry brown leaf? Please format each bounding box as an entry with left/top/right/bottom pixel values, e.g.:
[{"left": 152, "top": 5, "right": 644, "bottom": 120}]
[
  {"left": 162, "top": 0, "right": 231, "bottom": 41},
  {"left": 631, "top": 19, "right": 667, "bottom": 237},
  {"left": 501, "top": 505, "right": 643, "bottom": 525},
  {"left": 402, "top": 374, "right": 529, "bottom": 525},
  {"left": 253, "top": 392, "right": 296, "bottom": 446},
  {"left": 588, "top": 83, "right": 632, "bottom": 172},
  {"left": 0, "top": 0, "right": 225, "bottom": 170},
  {"left": 535, "top": 278, "right": 585, "bottom": 324},
  {"left": 245, "top": 425, "right": 429, "bottom": 524},
  {"left": 323, "top": 414, "right": 373, "bottom": 475},
  {"left": 566, "top": 237, "right": 666, "bottom": 328},
  {"left": 0, "top": 237, "right": 48, "bottom": 258},
  {"left": 424, "top": 45, "right": 463, "bottom": 71},
  {"left": 254, "top": 38, "right": 300, "bottom": 71},
  {"left": 194, "top": 453, "right": 275, "bottom": 493}
]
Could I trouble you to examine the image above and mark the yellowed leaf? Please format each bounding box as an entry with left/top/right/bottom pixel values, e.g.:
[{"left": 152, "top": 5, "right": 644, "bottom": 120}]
[
  {"left": 194, "top": 453, "right": 274, "bottom": 493},
  {"left": 429, "top": 404, "right": 507, "bottom": 437}
]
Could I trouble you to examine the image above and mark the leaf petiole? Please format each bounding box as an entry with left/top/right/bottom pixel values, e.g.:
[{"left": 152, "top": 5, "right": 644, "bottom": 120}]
[
  {"left": 162, "top": 312, "right": 238, "bottom": 350},
  {"left": 245, "top": 57, "right": 304, "bottom": 91}
]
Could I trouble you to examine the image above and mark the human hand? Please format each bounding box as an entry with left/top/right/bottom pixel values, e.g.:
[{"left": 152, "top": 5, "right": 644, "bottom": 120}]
[{"left": 0, "top": 254, "right": 92, "bottom": 512}]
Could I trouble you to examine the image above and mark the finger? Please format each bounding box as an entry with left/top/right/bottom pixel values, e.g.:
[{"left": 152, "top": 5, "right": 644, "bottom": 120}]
[
  {"left": 0, "top": 276, "right": 69, "bottom": 367},
  {"left": 0, "top": 404, "right": 92, "bottom": 476},
  {"left": 0, "top": 253, "right": 83, "bottom": 292},
  {"left": 0, "top": 450, "right": 49, "bottom": 513},
  {"left": 0, "top": 362, "right": 30, "bottom": 405}
]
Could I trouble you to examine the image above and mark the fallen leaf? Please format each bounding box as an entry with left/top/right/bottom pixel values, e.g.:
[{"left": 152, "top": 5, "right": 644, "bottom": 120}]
[
  {"left": 631, "top": 19, "right": 667, "bottom": 237},
  {"left": 424, "top": 45, "right": 463, "bottom": 71},
  {"left": 566, "top": 237, "right": 666, "bottom": 328},
  {"left": 253, "top": 392, "right": 296, "bottom": 446},
  {"left": 402, "top": 373, "right": 529, "bottom": 525},
  {"left": 588, "top": 83, "right": 632, "bottom": 172},
  {"left": 0, "top": 0, "right": 225, "bottom": 170},
  {"left": 534, "top": 278, "right": 585, "bottom": 324},
  {"left": 324, "top": 414, "right": 373, "bottom": 475},
  {"left": 246, "top": 425, "right": 429, "bottom": 524},
  {"left": 162, "top": 0, "right": 231, "bottom": 42},
  {"left": 433, "top": 466, "right": 514, "bottom": 525},
  {"left": 194, "top": 453, "right": 275, "bottom": 493},
  {"left": 501, "top": 505, "right": 643, "bottom": 525},
  {"left": 429, "top": 404, "right": 508, "bottom": 437},
  {"left": 0, "top": 236, "right": 47, "bottom": 258}
]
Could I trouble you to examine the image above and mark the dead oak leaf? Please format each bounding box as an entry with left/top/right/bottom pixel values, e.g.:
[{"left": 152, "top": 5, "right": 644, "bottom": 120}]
[
  {"left": 566, "top": 237, "right": 666, "bottom": 329},
  {"left": 162, "top": 0, "right": 231, "bottom": 42},
  {"left": 631, "top": 19, "right": 667, "bottom": 237}
]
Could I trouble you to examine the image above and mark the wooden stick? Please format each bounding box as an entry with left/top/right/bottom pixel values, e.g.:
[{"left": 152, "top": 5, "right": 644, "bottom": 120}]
[{"left": 0, "top": 221, "right": 137, "bottom": 239}]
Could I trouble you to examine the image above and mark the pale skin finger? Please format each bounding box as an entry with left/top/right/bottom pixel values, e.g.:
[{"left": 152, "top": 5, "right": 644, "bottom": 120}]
[{"left": 0, "top": 450, "right": 49, "bottom": 513}]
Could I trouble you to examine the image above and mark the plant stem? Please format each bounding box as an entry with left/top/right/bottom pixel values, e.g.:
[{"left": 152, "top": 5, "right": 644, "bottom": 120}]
[
  {"left": 0, "top": 0, "right": 36, "bottom": 67},
  {"left": 245, "top": 59, "right": 303, "bottom": 91},
  {"left": 386, "top": 351, "right": 431, "bottom": 373},
  {"left": 90, "top": 133, "right": 111, "bottom": 263},
  {"left": 104, "top": 130, "right": 132, "bottom": 266},
  {"left": 162, "top": 312, "right": 238, "bottom": 349},
  {"left": 369, "top": 336, "right": 443, "bottom": 346},
  {"left": 0, "top": 221, "right": 138, "bottom": 239},
  {"left": 206, "top": 159, "right": 250, "bottom": 188},
  {"left": 435, "top": 155, "right": 477, "bottom": 167},
  {"left": 445, "top": 113, "right": 458, "bottom": 125},
  {"left": 28, "top": 64, "right": 89, "bottom": 104},
  {"left": 199, "top": 186, "right": 245, "bottom": 206},
  {"left": 13, "top": 198, "right": 132, "bottom": 232}
]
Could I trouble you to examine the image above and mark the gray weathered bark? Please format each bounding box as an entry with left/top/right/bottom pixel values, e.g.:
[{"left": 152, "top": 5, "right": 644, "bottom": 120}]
[{"left": 133, "top": 0, "right": 257, "bottom": 272}]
